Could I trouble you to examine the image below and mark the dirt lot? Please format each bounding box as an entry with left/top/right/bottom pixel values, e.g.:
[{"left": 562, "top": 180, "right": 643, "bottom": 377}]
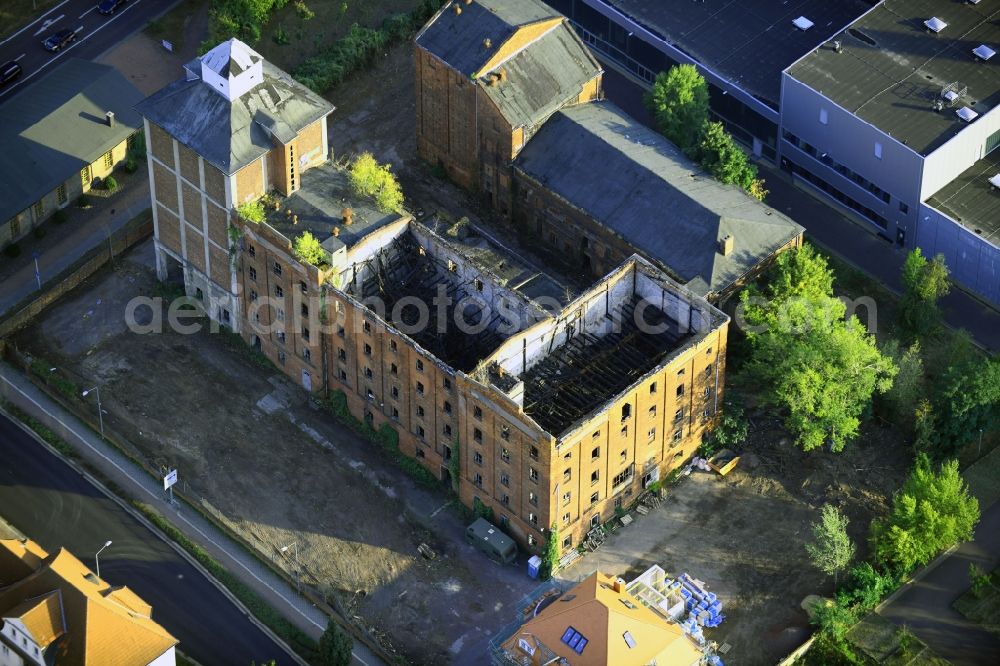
[{"left": 14, "top": 241, "right": 535, "bottom": 664}]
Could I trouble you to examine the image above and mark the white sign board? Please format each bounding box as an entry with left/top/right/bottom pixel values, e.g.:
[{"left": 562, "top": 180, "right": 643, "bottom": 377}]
[{"left": 163, "top": 469, "right": 178, "bottom": 490}]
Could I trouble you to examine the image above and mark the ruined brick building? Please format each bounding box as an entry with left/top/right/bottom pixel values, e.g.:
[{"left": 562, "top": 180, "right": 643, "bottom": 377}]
[
  {"left": 415, "top": 0, "right": 804, "bottom": 302},
  {"left": 137, "top": 37, "right": 729, "bottom": 553}
]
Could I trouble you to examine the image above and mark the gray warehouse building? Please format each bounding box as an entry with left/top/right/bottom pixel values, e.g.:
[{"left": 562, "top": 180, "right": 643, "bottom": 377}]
[{"left": 781, "top": 0, "right": 1000, "bottom": 306}]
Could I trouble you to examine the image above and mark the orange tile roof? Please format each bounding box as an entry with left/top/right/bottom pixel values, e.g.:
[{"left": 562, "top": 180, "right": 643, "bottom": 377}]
[
  {"left": 0, "top": 539, "right": 177, "bottom": 665},
  {"left": 503, "top": 572, "right": 703, "bottom": 666},
  {"left": 3, "top": 591, "right": 65, "bottom": 648}
]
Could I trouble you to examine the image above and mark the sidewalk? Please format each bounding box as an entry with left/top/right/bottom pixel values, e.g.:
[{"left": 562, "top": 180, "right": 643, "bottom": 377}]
[
  {"left": 0, "top": 363, "right": 384, "bottom": 666},
  {"left": 0, "top": 179, "right": 151, "bottom": 317},
  {"left": 599, "top": 67, "right": 1000, "bottom": 354}
]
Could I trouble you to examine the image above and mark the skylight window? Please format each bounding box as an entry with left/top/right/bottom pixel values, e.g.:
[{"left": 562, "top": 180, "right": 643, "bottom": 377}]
[
  {"left": 956, "top": 107, "right": 979, "bottom": 122},
  {"left": 561, "top": 626, "right": 588, "bottom": 654},
  {"left": 623, "top": 631, "right": 636, "bottom": 649},
  {"left": 793, "top": 16, "right": 814, "bottom": 31},
  {"left": 973, "top": 45, "right": 995, "bottom": 61},
  {"left": 925, "top": 17, "right": 947, "bottom": 33}
]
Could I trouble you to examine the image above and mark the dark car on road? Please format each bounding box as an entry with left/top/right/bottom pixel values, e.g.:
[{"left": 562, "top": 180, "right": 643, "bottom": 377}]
[
  {"left": 1, "top": 61, "right": 22, "bottom": 86},
  {"left": 98, "top": 0, "right": 128, "bottom": 15},
  {"left": 42, "top": 28, "right": 78, "bottom": 52}
]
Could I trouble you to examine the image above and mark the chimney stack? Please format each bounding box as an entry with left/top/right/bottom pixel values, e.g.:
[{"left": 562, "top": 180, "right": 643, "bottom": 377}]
[
  {"left": 106, "top": 111, "right": 115, "bottom": 128},
  {"left": 719, "top": 234, "right": 734, "bottom": 257},
  {"left": 342, "top": 207, "right": 354, "bottom": 225},
  {"left": 612, "top": 579, "right": 625, "bottom": 593}
]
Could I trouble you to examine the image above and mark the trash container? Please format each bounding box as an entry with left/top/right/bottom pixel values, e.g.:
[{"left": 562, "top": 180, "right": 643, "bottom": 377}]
[{"left": 527, "top": 555, "right": 542, "bottom": 579}]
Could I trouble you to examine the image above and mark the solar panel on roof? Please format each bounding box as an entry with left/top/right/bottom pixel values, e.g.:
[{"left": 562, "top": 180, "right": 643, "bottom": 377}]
[
  {"left": 793, "top": 16, "right": 814, "bottom": 31},
  {"left": 956, "top": 107, "right": 979, "bottom": 122},
  {"left": 561, "top": 626, "right": 588, "bottom": 654},
  {"left": 973, "top": 45, "right": 996, "bottom": 61},
  {"left": 925, "top": 17, "right": 947, "bottom": 33}
]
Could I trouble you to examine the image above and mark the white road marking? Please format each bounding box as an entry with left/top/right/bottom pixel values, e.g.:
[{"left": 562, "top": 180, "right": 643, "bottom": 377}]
[
  {"left": 14, "top": 53, "right": 26, "bottom": 61},
  {"left": 33, "top": 15, "right": 65, "bottom": 37},
  {"left": 80, "top": 7, "right": 97, "bottom": 19},
  {"left": 0, "top": 0, "right": 71, "bottom": 45}
]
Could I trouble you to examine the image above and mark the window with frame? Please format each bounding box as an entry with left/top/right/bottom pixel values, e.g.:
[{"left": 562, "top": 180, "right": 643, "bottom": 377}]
[
  {"left": 501, "top": 495, "right": 510, "bottom": 507},
  {"left": 418, "top": 425, "right": 426, "bottom": 439},
  {"left": 500, "top": 425, "right": 510, "bottom": 441},
  {"left": 388, "top": 339, "right": 396, "bottom": 351},
  {"left": 272, "top": 261, "right": 282, "bottom": 276},
  {"left": 364, "top": 321, "right": 372, "bottom": 334},
  {"left": 590, "top": 491, "right": 599, "bottom": 505},
  {"left": 529, "top": 513, "right": 538, "bottom": 525},
  {"left": 277, "top": 331, "right": 286, "bottom": 344},
  {"left": 278, "top": 351, "right": 286, "bottom": 364},
  {"left": 648, "top": 427, "right": 656, "bottom": 441},
  {"left": 301, "top": 326, "right": 310, "bottom": 341},
  {"left": 562, "top": 491, "right": 571, "bottom": 505},
  {"left": 364, "top": 343, "right": 372, "bottom": 356},
  {"left": 416, "top": 381, "right": 424, "bottom": 395},
  {"left": 390, "top": 386, "right": 399, "bottom": 399},
  {"left": 620, "top": 425, "right": 628, "bottom": 438},
  {"left": 500, "top": 473, "right": 510, "bottom": 487},
  {"left": 473, "top": 405, "right": 483, "bottom": 420},
  {"left": 500, "top": 447, "right": 510, "bottom": 463},
  {"left": 529, "top": 445, "right": 539, "bottom": 460},
  {"left": 417, "top": 405, "right": 425, "bottom": 417},
  {"left": 562, "top": 512, "right": 571, "bottom": 525},
  {"left": 650, "top": 381, "right": 658, "bottom": 394},
  {"left": 443, "top": 400, "right": 452, "bottom": 414},
  {"left": 674, "top": 407, "right": 684, "bottom": 422},
  {"left": 443, "top": 377, "right": 452, "bottom": 390},
  {"left": 474, "top": 451, "right": 483, "bottom": 465},
  {"left": 390, "top": 362, "right": 398, "bottom": 375},
  {"left": 364, "top": 367, "right": 373, "bottom": 379},
  {"left": 474, "top": 473, "right": 483, "bottom": 487},
  {"left": 303, "top": 348, "right": 311, "bottom": 361},
  {"left": 673, "top": 429, "right": 683, "bottom": 442},
  {"left": 621, "top": 403, "right": 632, "bottom": 421},
  {"left": 591, "top": 470, "right": 599, "bottom": 485},
  {"left": 248, "top": 267, "right": 257, "bottom": 281},
  {"left": 620, "top": 449, "right": 627, "bottom": 462},
  {"left": 301, "top": 303, "right": 309, "bottom": 317},
  {"left": 299, "top": 280, "right": 307, "bottom": 294},
  {"left": 648, "top": 405, "right": 657, "bottom": 417},
  {"left": 529, "top": 467, "right": 538, "bottom": 482},
  {"left": 275, "top": 285, "right": 284, "bottom": 298},
  {"left": 527, "top": 534, "right": 536, "bottom": 546},
  {"left": 444, "top": 424, "right": 452, "bottom": 437},
  {"left": 474, "top": 428, "right": 483, "bottom": 443},
  {"left": 591, "top": 447, "right": 600, "bottom": 460},
  {"left": 415, "top": 359, "right": 424, "bottom": 372},
  {"left": 103, "top": 150, "right": 113, "bottom": 169},
  {"left": 80, "top": 165, "right": 92, "bottom": 186},
  {"left": 676, "top": 385, "right": 685, "bottom": 397},
  {"left": 32, "top": 200, "right": 43, "bottom": 219},
  {"left": 249, "top": 289, "right": 258, "bottom": 302},
  {"left": 612, "top": 464, "right": 634, "bottom": 489},
  {"left": 57, "top": 183, "right": 67, "bottom": 204},
  {"left": 247, "top": 243, "right": 256, "bottom": 257},
  {"left": 529, "top": 492, "right": 538, "bottom": 506}
]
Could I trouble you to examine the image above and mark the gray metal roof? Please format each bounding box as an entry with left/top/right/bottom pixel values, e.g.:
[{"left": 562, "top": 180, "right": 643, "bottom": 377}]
[
  {"left": 135, "top": 59, "right": 333, "bottom": 176},
  {"left": 593, "top": 0, "right": 870, "bottom": 108},
  {"left": 786, "top": 0, "right": 1000, "bottom": 156},
  {"left": 513, "top": 101, "right": 803, "bottom": 296},
  {"left": 0, "top": 60, "right": 143, "bottom": 223},
  {"left": 416, "top": 0, "right": 559, "bottom": 76},
  {"left": 926, "top": 148, "right": 1000, "bottom": 247},
  {"left": 479, "top": 21, "right": 601, "bottom": 130}
]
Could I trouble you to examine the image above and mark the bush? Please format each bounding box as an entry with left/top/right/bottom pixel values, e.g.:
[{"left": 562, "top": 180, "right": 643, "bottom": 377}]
[
  {"left": 473, "top": 497, "right": 493, "bottom": 522},
  {"left": 540, "top": 525, "right": 561, "bottom": 580},
  {"left": 124, "top": 157, "right": 138, "bottom": 174},
  {"left": 3, "top": 243, "right": 22, "bottom": 258},
  {"left": 236, "top": 200, "right": 266, "bottom": 223},
  {"left": 51, "top": 209, "right": 68, "bottom": 224},
  {"left": 273, "top": 23, "right": 289, "bottom": 45},
  {"left": 348, "top": 152, "right": 404, "bottom": 213},
  {"left": 293, "top": 231, "right": 327, "bottom": 266},
  {"left": 811, "top": 598, "right": 857, "bottom": 641},
  {"left": 33, "top": 226, "right": 47, "bottom": 239},
  {"left": 77, "top": 194, "right": 93, "bottom": 208},
  {"left": 841, "top": 562, "right": 899, "bottom": 612},
  {"left": 104, "top": 176, "right": 119, "bottom": 193},
  {"left": 294, "top": 1, "right": 315, "bottom": 20}
]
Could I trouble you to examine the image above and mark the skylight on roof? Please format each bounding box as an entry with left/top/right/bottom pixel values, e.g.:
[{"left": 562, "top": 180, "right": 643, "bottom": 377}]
[
  {"left": 925, "top": 17, "right": 947, "bottom": 33},
  {"left": 561, "top": 626, "right": 588, "bottom": 655},
  {"left": 793, "top": 16, "right": 814, "bottom": 31},
  {"left": 973, "top": 45, "right": 996, "bottom": 61},
  {"left": 956, "top": 107, "right": 979, "bottom": 122},
  {"left": 623, "top": 631, "right": 636, "bottom": 649}
]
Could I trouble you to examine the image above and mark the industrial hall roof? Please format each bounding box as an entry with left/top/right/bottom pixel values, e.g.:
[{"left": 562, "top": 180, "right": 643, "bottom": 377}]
[
  {"left": 596, "top": 0, "right": 870, "bottom": 109},
  {"left": 514, "top": 101, "right": 803, "bottom": 297},
  {"left": 136, "top": 39, "right": 333, "bottom": 175},
  {"left": 0, "top": 59, "right": 143, "bottom": 224},
  {"left": 925, "top": 148, "right": 1000, "bottom": 248},
  {"left": 786, "top": 0, "right": 1000, "bottom": 156},
  {"left": 0, "top": 539, "right": 177, "bottom": 666}
]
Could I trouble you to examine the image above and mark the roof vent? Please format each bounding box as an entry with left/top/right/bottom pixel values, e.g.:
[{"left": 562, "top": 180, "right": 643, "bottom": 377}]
[
  {"left": 105, "top": 111, "right": 115, "bottom": 128},
  {"left": 956, "top": 106, "right": 979, "bottom": 122},
  {"left": 623, "top": 631, "right": 637, "bottom": 649},
  {"left": 833, "top": 40, "right": 842, "bottom": 53},
  {"left": 793, "top": 16, "right": 814, "bottom": 31},
  {"left": 453, "top": 4, "right": 461, "bottom": 15},
  {"left": 483, "top": 38, "right": 491, "bottom": 49},
  {"left": 84, "top": 573, "right": 101, "bottom": 585},
  {"left": 925, "top": 17, "right": 947, "bottom": 33},
  {"left": 973, "top": 45, "right": 995, "bottom": 61},
  {"left": 719, "top": 234, "right": 734, "bottom": 257}
]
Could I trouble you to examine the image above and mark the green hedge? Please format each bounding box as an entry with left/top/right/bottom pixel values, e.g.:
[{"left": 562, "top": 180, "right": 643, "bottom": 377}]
[{"left": 295, "top": 1, "right": 446, "bottom": 94}]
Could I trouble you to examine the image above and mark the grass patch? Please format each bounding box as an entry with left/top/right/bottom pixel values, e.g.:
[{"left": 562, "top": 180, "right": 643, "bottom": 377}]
[
  {"left": 145, "top": 0, "right": 209, "bottom": 53},
  {"left": 28, "top": 356, "right": 79, "bottom": 403},
  {"left": 135, "top": 501, "right": 320, "bottom": 663},
  {"left": 0, "top": 0, "right": 60, "bottom": 40},
  {"left": 954, "top": 565, "right": 1000, "bottom": 638},
  {"left": 220, "top": 329, "right": 276, "bottom": 371},
  {"left": 1, "top": 401, "right": 78, "bottom": 459},
  {"left": 322, "top": 391, "right": 442, "bottom": 489},
  {"left": 961, "top": 444, "right": 1000, "bottom": 508}
]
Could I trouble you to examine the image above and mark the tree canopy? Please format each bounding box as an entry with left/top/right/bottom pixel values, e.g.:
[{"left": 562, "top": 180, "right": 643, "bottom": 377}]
[
  {"left": 871, "top": 454, "right": 979, "bottom": 572},
  {"left": 698, "top": 122, "right": 766, "bottom": 200},
  {"left": 645, "top": 65, "right": 709, "bottom": 155},
  {"left": 741, "top": 245, "right": 897, "bottom": 451},
  {"left": 348, "top": 152, "right": 404, "bottom": 213},
  {"left": 293, "top": 231, "right": 326, "bottom": 266},
  {"left": 805, "top": 505, "right": 855, "bottom": 587},
  {"left": 317, "top": 619, "right": 353, "bottom": 666},
  {"left": 933, "top": 358, "right": 1000, "bottom": 452},
  {"left": 900, "top": 248, "right": 950, "bottom": 339}
]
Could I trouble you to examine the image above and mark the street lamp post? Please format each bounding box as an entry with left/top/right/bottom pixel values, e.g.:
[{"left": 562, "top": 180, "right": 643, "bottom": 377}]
[
  {"left": 95, "top": 540, "right": 112, "bottom": 578},
  {"left": 280, "top": 542, "right": 300, "bottom": 591},
  {"left": 81, "top": 386, "right": 104, "bottom": 437}
]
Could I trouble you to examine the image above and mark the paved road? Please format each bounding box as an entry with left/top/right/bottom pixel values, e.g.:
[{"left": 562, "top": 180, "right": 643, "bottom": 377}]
[
  {"left": 0, "top": 0, "right": 177, "bottom": 102},
  {"left": 878, "top": 500, "right": 1000, "bottom": 665},
  {"left": 599, "top": 66, "right": 1000, "bottom": 354},
  {"left": 0, "top": 411, "right": 297, "bottom": 665}
]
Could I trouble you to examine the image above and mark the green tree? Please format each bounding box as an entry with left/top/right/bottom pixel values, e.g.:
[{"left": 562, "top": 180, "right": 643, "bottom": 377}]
[
  {"left": 348, "top": 152, "right": 404, "bottom": 213},
  {"left": 236, "top": 200, "right": 266, "bottom": 224},
  {"left": 698, "top": 121, "right": 766, "bottom": 199},
  {"left": 743, "top": 295, "right": 897, "bottom": 452},
  {"left": 701, "top": 398, "right": 748, "bottom": 456},
  {"left": 913, "top": 399, "right": 935, "bottom": 452},
  {"left": 540, "top": 525, "right": 561, "bottom": 580},
  {"left": 293, "top": 231, "right": 327, "bottom": 266},
  {"left": 644, "top": 65, "right": 709, "bottom": 155},
  {"left": 805, "top": 505, "right": 855, "bottom": 588},
  {"left": 879, "top": 340, "right": 925, "bottom": 430},
  {"left": 900, "top": 248, "right": 950, "bottom": 339},
  {"left": 933, "top": 358, "right": 1000, "bottom": 452},
  {"left": 811, "top": 598, "right": 857, "bottom": 641},
  {"left": 317, "top": 619, "right": 353, "bottom": 666},
  {"left": 872, "top": 454, "right": 980, "bottom": 572},
  {"left": 765, "top": 243, "right": 835, "bottom": 302}
]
